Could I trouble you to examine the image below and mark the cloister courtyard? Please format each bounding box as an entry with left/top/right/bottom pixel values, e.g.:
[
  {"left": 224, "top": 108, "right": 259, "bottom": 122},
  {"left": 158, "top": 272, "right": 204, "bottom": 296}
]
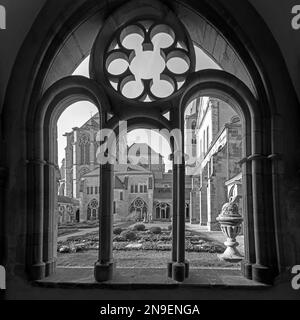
[{"left": 57, "top": 221, "right": 245, "bottom": 269}]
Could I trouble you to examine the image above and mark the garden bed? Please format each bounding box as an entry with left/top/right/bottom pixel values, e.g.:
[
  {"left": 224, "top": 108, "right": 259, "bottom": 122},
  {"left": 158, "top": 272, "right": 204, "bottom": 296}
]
[{"left": 57, "top": 224, "right": 225, "bottom": 254}]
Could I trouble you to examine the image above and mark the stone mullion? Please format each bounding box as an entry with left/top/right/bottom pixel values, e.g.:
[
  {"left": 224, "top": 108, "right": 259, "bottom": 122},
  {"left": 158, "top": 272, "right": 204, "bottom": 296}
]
[
  {"left": 167, "top": 156, "right": 178, "bottom": 278},
  {"left": 94, "top": 163, "right": 114, "bottom": 282},
  {"left": 239, "top": 157, "right": 255, "bottom": 279},
  {"left": 250, "top": 152, "right": 276, "bottom": 284},
  {"left": 167, "top": 108, "right": 179, "bottom": 279},
  {"left": 172, "top": 108, "right": 188, "bottom": 282},
  {"left": 27, "top": 158, "right": 46, "bottom": 280},
  {"left": 43, "top": 161, "right": 57, "bottom": 277},
  {"left": 0, "top": 167, "right": 8, "bottom": 266}
]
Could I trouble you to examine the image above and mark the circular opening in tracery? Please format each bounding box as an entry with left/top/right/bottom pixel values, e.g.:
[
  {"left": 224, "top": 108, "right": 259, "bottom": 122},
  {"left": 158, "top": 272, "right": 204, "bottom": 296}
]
[
  {"left": 121, "top": 79, "right": 144, "bottom": 99},
  {"left": 150, "top": 24, "right": 175, "bottom": 49},
  {"left": 107, "top": 58, "right": 129, "bottom": 75},
  {"left": 120, "top": 25, "right": 144, "bottom": 50},
  {"left": 167, "top": 57, "right": 189, "bottom": 74},
  {"left": 151, "top": 77, "right": 175, "bottom": 98}
]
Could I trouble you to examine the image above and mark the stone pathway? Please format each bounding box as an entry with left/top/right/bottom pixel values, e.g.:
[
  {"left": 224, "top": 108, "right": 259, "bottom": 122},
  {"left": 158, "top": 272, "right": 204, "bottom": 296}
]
[
  {"left": 185, "top": 223, "right": 245, "bottom": 255},
  {"left": 58, "top": 227, "right": 99, "bottom": 242},
  {"left": 58, "top": 221, "right": 135, "bottom": 242}
]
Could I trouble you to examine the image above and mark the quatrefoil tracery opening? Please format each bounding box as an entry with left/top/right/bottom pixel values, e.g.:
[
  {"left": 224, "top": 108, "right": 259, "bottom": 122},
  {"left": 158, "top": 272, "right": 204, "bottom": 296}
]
[{"left": 105, "top": 21, "right": 192, "bottom": 102}]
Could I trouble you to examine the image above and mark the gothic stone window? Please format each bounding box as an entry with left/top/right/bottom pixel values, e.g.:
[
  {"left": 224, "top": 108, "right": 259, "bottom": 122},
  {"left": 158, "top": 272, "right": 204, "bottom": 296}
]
[
  {"left": 130, "top": 198, "right": 148, "bottom": 221},
  {"left": 155, "top": 202, "right": 171, "bottom": 220},
  {"left": 79, "top": 133, "right": 90, "bottom": 165},
  {"left": 87, "top": 198, "right": 99, "bottom": 220}
]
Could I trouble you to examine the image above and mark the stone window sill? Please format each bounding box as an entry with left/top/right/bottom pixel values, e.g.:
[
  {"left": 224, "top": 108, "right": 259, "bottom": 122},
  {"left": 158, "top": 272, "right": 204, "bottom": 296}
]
[{"left": 34, "top": 267, "right": 268, "bottom": 290}]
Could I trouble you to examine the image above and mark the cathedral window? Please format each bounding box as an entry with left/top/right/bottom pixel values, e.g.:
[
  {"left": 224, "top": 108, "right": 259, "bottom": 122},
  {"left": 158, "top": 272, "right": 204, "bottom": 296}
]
[
  {"left": 149, "top": 177, "right": 153, "bottom": 189},
  {"left": 155, "top": 202, "right": 171, "bottom": 220},
  {"left": 206, "top": 126, "right": 210, "bottom": 149},
  {"left": 79, "top": 133, "right": 90, "bottom": 165},
  {"left": 87, "top": 199, "right": 99, "bottom": 220},
  {"left": 185, "top": 202, "right": 190, "bottom": 220},
  {"left": 191, "top": 121, "right": 196, "bottom": 130}
]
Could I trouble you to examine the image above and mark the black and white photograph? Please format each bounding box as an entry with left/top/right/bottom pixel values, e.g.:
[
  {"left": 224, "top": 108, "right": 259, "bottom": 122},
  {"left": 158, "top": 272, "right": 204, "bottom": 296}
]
[{"left": 0, "top": 0, "right": 300, "bottom": 310}]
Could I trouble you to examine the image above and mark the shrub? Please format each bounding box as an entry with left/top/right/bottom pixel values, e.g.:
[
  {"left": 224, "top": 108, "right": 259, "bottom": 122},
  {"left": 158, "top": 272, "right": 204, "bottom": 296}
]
[
  {"left": 149, "top": 226, "right": 162, "bottom": 234},
  {"left": 113, "top": 227, "right": 123, "bottom": 235},
  {"left": 133, "top": 224, "right": 146, "bottom": 231},
  {"left": 158, "top": 235, "right": 172, "bottom": 241},
  {"left": 120, "top": 230, "right": 137, "bottom": 241},
  {"left": 167, "top": 225, "right": 172, "bottom": 231},
  {"left": 113, "top": 235, "right": 126, "bottom": 242}
]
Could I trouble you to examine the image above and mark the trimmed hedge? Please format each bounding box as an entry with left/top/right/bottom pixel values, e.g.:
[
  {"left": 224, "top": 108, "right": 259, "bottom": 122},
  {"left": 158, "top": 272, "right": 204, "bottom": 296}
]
[
  {"left": 120, "top": 230, "right": 137, "bottom": 241},
  {"left": 113, "top": 227, "right": 123, "bottom": 235},
  {"left": 133, "top": 224, "right": 146, "bottom": 231},
  {"left": 149, "top": 226, "right": 162, "bottom": 234}
]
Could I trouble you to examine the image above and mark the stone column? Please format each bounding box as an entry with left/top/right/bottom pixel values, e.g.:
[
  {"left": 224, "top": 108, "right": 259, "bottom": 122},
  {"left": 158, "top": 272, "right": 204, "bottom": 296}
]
[
  {"left": 190, "top": 189, "right": 200, "bottom": 224},
  {"left": 72, "top": 129, "right": 79, "bottom": 198},
  {"left": 43, "top": 162, "right": 56, "bottom": 277},
  {"left": 167, "top": 159, "right": 177, "bottom": 278},
  {"left": 250, "top": 154, "right": 276, "bottom": 284},
  {"left": 239, "top": 158, "right": 255, "bottom": 279},
  {"left": 94, "top": 163, "right": 114, "bottom": 282},
  {"left": 172, "top": 153, "right": 188, "bottom": 282},
  {"left": 0, "top": 167, "right": 8, "bottom": 267},
  {"left": 199, "top": 167, "right": 208, "bottom": 226},
  {"left": 90, "top": 142, "right": 95, "bottom": 167},
  {"left": 206, "top": 176, "right": 215, "bottom": 230},
  {"left": 27, "top": 159, "right": 46, "bottom": 280}
]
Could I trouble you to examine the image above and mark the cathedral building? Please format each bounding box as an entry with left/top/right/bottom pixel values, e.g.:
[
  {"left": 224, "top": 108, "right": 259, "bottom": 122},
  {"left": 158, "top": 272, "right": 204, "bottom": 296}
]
[
  {"left": 58, "top": 97, "right": 242, "bottom": 229},
  {"left": 58, "top": 116, "right": 193, "bottom": 223},
  {"left": 187, "top": 97, "right": 243, "bottom": 230}
]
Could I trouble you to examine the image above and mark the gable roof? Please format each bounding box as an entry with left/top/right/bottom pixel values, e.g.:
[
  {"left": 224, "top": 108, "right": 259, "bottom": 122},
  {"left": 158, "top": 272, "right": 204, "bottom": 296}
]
[
  {"left": 58, "top": 195, "right": 80, "bottom": 206},
  {"left": 114, "top": 176, "right": 126, "bottom": 189},
  {"left": 80, "top": 112, "right": 100, "bottom": 131},
  {"left": 81, "top": 164, "right": 151, "bottom": 179}
]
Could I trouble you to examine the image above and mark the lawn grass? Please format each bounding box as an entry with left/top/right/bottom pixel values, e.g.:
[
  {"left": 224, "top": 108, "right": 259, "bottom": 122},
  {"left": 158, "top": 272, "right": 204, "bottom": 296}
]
[
  {"left": 57, "top": 250, "right": 240, "bottom": 269},
  {"left": 58, "top": 228, "right": 80, "bottom": 237}
]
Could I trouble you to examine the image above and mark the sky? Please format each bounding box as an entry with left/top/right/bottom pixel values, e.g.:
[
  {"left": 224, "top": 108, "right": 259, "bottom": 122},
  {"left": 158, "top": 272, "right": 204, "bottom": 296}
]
[{"left": 57, "top": 43, "right": 220, "bottom": 170}]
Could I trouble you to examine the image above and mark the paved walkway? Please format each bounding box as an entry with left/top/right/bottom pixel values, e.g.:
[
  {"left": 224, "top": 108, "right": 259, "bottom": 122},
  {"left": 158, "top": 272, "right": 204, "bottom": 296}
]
[
  {"left": 185, "top": 223, "right": 245, "bottom": 255},
  {"left": 58, "top": 221, "right": 135, "bottom": 242},
  {"left": 58, "top": 227, "right": 99, "bottom": 242}
]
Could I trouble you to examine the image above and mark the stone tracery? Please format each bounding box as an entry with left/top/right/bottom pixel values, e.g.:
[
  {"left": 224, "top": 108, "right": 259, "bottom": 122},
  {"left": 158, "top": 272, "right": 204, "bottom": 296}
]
[{"left": 105, "top": 21, "right": 192, "bottom": 101}]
